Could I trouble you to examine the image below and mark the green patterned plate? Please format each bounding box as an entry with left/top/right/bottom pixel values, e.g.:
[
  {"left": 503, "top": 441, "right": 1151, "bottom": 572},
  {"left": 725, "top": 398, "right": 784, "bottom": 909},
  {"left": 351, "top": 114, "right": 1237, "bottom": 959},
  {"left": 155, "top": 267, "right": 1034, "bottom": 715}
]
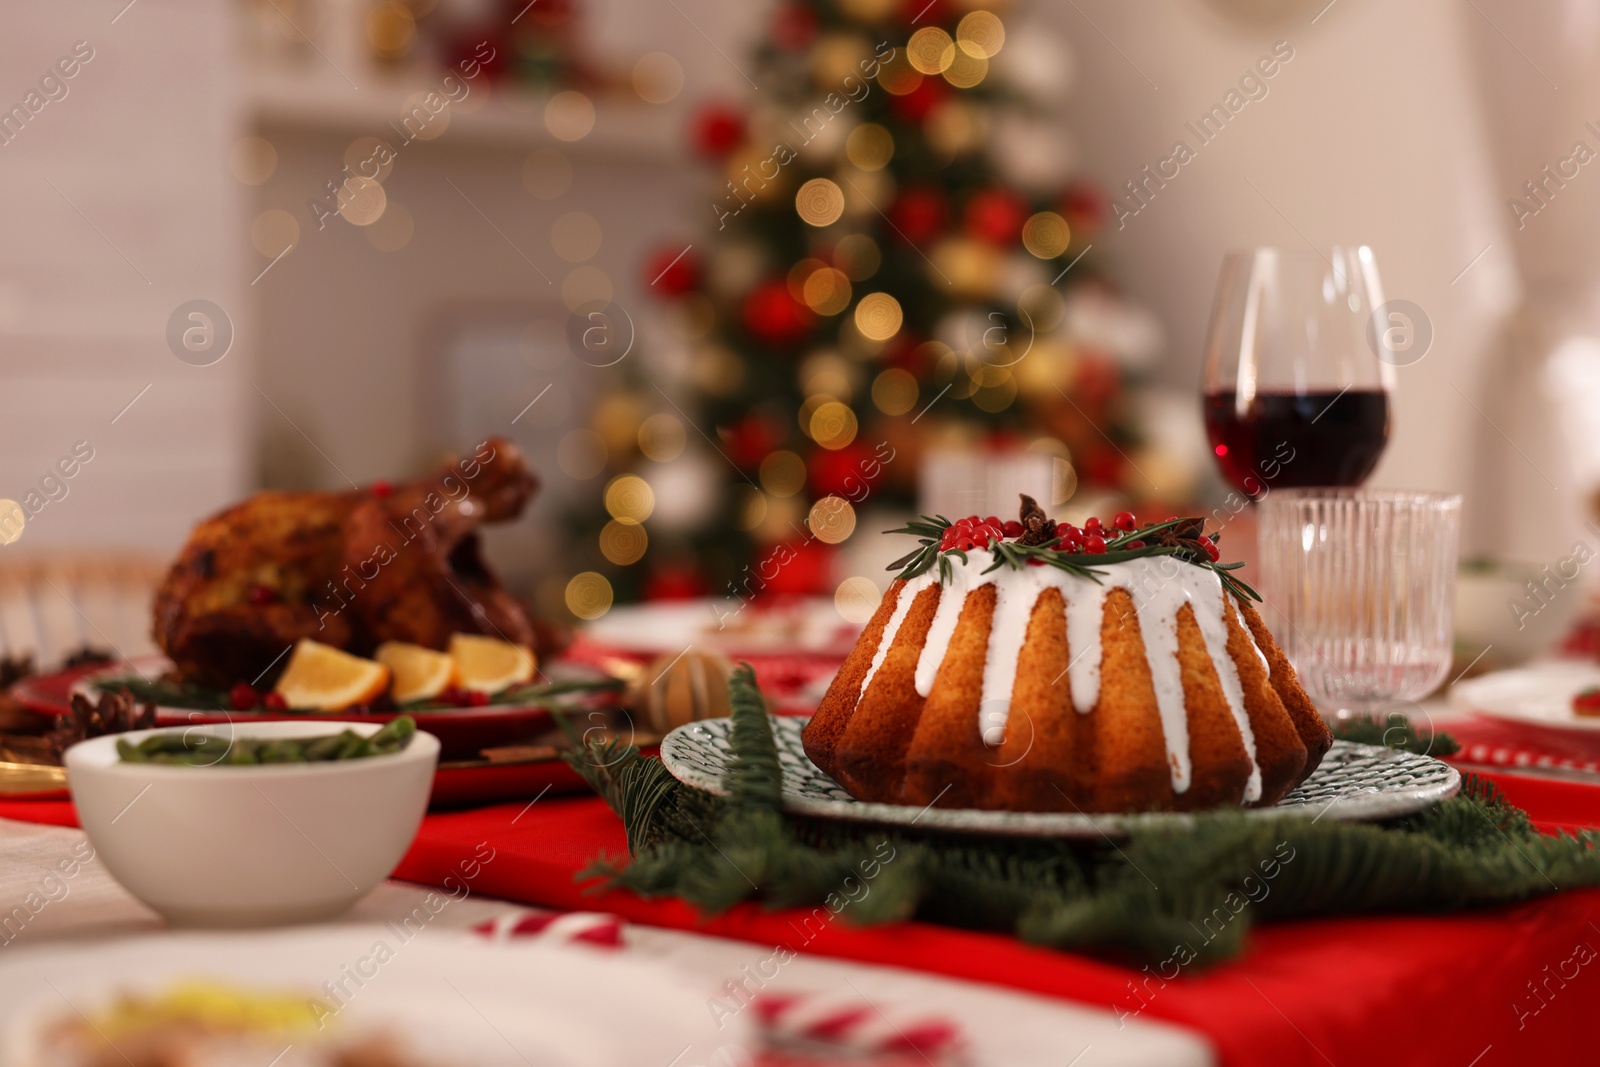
[{"left": 659, "top": 716, "right": 1461, "bottom": 838}]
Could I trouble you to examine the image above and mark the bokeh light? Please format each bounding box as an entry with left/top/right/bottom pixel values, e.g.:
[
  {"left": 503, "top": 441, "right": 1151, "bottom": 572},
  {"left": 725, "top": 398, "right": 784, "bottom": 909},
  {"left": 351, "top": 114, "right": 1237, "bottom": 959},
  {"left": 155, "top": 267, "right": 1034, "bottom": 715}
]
[
  {"left": 759, "top": 450, "right": 807, "bottom": 496},
  {"left": 944, "top": 50, "right": 988, "bottom": 88},
  {"left": 546, "top": 91, "right": 596, "bottom": 142},
  {"left": 565, "top": 572, "right": 614, "bottom": 620},
  {"left": 365, "top": 1, "right": 415, "bottom": 60},
  {"left": 1022, "top": 211, "right": 1071, "bottom": 259},
  {"left": 605, "top": 473, "right": 655, "bottom": 522},
  {"left": 809, "top": 496, "right": 857, "bottom": 543},
  {"left": 599, "top": 519, "right": 649, "bottom": 564},
  {"left": 632, "top": 52, "right": 684, "bottom": 103},
  {"left": 802, "top": 266, "right": 852, "bottom": 315},
  {"left": 845, "top": 124, "right": 894, "bottom": 171},
  {"left": 957, "top": 11, "right": 1006, "bottom": 58},
  {"left": 872, "top": 367, "right": 919, "bottom": 416},
  {"left": 834, "top": 576, "right": 881, "bottom": 624},
  {"left": 638, "top": 413, "right": 686, "bottom": 462},
  {"left": 907, "top": 27, "right": 956, "bottom": 74},
  {"left": 877, "top": 51, "right": 923, "bottom": 95},
  {"left": 854, "top": 292, "right": 903, "bottom": 341},
  {"left": 340, "top": 176, "right": 387, "bottom": 226},
  {"left": 808, "top": 400, "right": 859, "bottom": 450},
  {"left": 795, "top": 178, "right": 846, "bottom": 226}
]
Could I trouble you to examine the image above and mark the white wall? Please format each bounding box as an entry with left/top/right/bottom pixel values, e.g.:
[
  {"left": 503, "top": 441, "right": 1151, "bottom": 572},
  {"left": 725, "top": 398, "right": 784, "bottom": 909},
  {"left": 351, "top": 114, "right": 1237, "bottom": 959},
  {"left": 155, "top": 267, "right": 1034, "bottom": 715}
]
[
  {"left": 0, "top": 0, "right": 250, "bottom": 555},
  {"left": 1052, "top": 0, "right": 1522, "bottom": 556}
]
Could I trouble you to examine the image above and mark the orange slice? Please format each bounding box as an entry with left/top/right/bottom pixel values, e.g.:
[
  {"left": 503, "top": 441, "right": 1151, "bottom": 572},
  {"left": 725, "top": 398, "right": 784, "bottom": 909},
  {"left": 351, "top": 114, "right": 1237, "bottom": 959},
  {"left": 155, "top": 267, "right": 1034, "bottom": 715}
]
[
  {"left": 449, "top": 633, "right": 536, "bottom": 695},
  {"left": 375, "top": 641, "right": 458, "bottom": 704},
  {"left": 273, "top": 639, "right": 390, "bottom": 711}
]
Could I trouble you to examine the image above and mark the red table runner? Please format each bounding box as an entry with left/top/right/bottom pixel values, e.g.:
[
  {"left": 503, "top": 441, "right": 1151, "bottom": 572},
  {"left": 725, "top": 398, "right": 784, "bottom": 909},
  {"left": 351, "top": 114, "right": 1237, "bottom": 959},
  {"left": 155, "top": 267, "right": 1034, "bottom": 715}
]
[{"left": 6, "top": 769, "right": 1599, "bottom": 1066}]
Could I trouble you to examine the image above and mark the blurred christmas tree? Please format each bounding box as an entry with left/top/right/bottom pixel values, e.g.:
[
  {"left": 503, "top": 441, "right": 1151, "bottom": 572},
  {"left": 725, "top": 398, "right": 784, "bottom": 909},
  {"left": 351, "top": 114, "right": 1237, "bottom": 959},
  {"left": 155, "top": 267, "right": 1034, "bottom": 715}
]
[{"left": 569, "top": 0, "right": 1170, "bottom": 615}]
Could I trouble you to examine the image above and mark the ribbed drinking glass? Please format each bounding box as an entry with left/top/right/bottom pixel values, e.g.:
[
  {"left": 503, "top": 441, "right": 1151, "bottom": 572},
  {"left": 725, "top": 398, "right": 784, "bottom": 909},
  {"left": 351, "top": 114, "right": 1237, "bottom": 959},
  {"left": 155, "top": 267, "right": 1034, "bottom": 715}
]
[{"left": 1256, "top": 489, "right": 1461, "bottom": 721}]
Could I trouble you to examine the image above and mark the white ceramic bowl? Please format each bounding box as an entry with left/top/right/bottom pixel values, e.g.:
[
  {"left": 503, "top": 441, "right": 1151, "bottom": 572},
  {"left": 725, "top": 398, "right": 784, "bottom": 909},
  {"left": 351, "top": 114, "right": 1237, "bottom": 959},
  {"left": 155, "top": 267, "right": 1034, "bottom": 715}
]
[
  {"left": 65, "top": 720, "right": 439, "bottom": 927},
  {"left": 1456, "top": 561, "right": 1585, "bottom": 668}
]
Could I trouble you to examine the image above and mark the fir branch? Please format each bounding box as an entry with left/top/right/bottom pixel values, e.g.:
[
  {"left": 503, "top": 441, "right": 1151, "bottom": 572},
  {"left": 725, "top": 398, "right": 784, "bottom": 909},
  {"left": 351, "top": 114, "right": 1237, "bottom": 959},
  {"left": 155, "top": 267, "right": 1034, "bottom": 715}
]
[
  {"left": 885, "top": 501, "right": 1261, "bottom": 599},
  {"left": 576, "top": 674, "right": 1600, "bottom": 966},
  {"left": 724, "top": 663, "right": 782, "bottom": 811},
  {"left": 1330, "top": 715, "right": 1460, "bottom": 757}
]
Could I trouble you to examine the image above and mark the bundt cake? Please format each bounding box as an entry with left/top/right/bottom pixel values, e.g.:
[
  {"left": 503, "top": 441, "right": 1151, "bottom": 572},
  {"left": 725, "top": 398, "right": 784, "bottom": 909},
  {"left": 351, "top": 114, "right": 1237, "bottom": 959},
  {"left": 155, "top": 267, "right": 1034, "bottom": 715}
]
[{"left": 802, "top": 501, "right": 1332, "bottom": 813}]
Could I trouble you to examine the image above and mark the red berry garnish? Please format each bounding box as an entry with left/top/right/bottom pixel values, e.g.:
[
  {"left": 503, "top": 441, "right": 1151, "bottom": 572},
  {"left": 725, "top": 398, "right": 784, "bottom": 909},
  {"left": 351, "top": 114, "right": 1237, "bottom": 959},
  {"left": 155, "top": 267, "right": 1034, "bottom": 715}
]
[
  {"left": 372, "top": 480, "right": 393, "bottom": 499},
  {"left": 228, "top": 682, "right": 259, "bottom": 711},
  {"left": 262, "top": 691, "right": 288, "bottom": 711},
  {"left": 984, "top": 516, "right": 1001, "bottom": 529},
  {"left": 247, "top": 584, "right": 279, "bottom": 605},
  {"left": 467, "top": 690, "right": 491, "bottom": 707},
  {"left": 1084, "top": 516, "right": 1103, "bottom": 532},
  {"left": 1002, "top": 520, "right": 1023, "bottom": 538},
  {"left": 1126, "top": 540, "right": 1145, "bottom": 549},
  {"left": 441, "top": 686, "right": 467, "bottom": 706},
  {"left": 1203, "top": 540, "right": 1221, "bottom": 561},
  {"left": 1084, "top": 534, "right": 1107, "bottom": 554},
  {"left": 956, "top": 536, "right": 975, "bottom": 551},
  {"left": 1114, "top": 511, "right": 1136, "bottom": 531}
]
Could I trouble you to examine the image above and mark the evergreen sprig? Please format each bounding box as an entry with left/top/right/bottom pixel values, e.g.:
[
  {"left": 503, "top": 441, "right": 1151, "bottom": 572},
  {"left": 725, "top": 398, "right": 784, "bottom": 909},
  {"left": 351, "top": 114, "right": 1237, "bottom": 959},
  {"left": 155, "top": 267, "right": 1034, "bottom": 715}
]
[
  {"left": 885, "top": 513, "right": 1262, "bottom": 602},
  {"left": 566, "top": 669, "right": 1600, "bottom": 965}
]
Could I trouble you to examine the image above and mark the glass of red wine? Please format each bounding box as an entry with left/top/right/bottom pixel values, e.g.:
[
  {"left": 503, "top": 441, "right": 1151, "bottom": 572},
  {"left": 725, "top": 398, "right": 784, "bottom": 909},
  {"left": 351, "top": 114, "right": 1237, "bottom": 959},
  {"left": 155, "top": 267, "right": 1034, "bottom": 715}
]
[{"left": 1201, "top": 246, "right": 1394, "bottom": 498}]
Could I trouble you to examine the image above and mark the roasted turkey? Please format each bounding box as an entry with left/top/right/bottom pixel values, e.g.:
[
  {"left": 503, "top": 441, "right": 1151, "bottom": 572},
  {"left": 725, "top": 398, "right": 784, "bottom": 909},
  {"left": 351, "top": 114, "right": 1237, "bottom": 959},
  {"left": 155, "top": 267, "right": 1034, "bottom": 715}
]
[{"left": 153, "top": 437, "right": 539, "bottom": 687}]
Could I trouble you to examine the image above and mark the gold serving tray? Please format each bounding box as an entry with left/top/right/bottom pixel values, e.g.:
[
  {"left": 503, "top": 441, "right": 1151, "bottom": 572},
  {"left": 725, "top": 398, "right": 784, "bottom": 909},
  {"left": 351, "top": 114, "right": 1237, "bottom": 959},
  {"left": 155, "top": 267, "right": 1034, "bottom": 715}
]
[{"left": 0, "top": 760, "right": 66, "bottom": 796}]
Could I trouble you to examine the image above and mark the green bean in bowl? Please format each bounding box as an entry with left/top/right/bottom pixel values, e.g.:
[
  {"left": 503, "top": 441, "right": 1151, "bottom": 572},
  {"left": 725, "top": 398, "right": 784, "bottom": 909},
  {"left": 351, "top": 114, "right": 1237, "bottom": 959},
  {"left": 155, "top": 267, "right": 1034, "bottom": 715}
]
[{"left": 116, "top": 716, "right": 417, "bottom": 765}]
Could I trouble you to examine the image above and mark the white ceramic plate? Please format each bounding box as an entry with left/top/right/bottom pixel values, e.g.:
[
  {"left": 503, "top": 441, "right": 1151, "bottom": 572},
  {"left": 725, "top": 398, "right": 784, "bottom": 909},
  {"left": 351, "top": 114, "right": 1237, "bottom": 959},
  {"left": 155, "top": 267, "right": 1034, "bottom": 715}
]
[
  {"left": 660, "top": 717, "right": 1461, "bottom": 838},
  {"left": 0, "top": 927, "right": 749, "bottom": 1067},
  {"left": 1450, "top": 662, "right": 1600, "bottom": 733},
  {"left": 583, "top": 597, "right": 860, "bottom": 657}
]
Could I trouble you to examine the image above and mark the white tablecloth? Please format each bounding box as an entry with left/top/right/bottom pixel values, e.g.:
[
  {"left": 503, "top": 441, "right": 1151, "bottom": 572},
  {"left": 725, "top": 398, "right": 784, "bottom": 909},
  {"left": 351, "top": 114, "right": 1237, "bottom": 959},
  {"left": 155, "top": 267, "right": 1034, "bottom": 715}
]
[{"left": 0, "top": 816, "right": 1212, "bottom": 1066}]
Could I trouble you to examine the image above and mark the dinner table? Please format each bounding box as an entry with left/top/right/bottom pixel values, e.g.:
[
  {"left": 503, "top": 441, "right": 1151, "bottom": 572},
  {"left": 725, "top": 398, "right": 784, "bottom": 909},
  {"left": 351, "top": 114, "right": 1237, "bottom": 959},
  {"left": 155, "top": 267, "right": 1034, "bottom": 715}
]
[{"left": 4, "top": 688, "right": 1600, "bottom": 1066}]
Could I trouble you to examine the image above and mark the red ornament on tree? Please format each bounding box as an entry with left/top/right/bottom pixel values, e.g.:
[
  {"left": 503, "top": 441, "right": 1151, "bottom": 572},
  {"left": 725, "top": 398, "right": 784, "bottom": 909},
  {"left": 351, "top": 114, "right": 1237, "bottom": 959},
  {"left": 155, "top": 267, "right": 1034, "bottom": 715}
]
[
  {"left": 741, "top": 280, "right": 814, "bottom": 346},
  {"left": 770, "top": 3, "right": 818, "bottom": 50},
  {"left": 888, "top": 186, "right": 947, "bottom": 245},
  {"left": 807, "top": 441, "right": 878, "bottom": 498},
  {"left": 889, "top": 76, "right": 947, "bottom": 123},
  {"left": 964, "top": 189, "right": 1029, "bottom": 245},
  {"left": 691, "top": 103, "right": 745, "bottom": 158},
  {"left": 643, "top": 562, "right": 707, "bottom": 601},
  {"left": 763, "top": 540, "right": 834, "bottom": 597},
  {"left": 643, "top": 243, "right": 699, "bottom": 296},
  {"left": 722, "top": 414, "right": 783, "bottom": 469}
]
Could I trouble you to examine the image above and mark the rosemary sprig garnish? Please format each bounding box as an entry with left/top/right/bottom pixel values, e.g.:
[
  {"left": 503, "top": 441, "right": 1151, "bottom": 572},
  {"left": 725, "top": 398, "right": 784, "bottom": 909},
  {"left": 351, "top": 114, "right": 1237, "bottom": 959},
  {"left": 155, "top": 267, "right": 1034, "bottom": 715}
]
[{"left": 884, "top": 506, "right": 1262, "bottom": 602}]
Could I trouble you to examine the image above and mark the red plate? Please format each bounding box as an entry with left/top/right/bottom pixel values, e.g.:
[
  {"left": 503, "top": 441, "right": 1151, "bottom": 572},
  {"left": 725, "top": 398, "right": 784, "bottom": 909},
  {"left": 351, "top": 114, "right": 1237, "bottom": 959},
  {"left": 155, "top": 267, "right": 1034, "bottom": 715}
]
[{"left": 37, "top": 655, "right": 616, "bottom": 760}]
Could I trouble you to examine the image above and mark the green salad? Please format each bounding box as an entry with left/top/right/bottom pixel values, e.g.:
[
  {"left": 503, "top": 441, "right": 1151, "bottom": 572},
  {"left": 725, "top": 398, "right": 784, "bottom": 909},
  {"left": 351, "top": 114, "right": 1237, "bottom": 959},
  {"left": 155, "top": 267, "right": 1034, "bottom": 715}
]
[{"left": 116, "top": 716, "right": 417, "bottom": 765}]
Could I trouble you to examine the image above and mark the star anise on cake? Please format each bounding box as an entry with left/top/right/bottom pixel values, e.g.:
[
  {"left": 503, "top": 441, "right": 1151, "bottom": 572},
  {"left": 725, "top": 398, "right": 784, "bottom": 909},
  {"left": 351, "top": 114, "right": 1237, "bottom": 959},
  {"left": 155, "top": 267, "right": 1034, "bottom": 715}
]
[{"left": 47, "top": 689, "right": 156, "bottom": 760}]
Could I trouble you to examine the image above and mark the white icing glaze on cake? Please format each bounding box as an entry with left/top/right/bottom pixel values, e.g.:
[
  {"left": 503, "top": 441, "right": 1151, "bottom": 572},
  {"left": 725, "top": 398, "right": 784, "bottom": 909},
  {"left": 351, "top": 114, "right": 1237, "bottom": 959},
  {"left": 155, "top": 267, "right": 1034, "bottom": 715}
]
[{"left": 855, "top": 551, "right": 1268, "bottom": 801}]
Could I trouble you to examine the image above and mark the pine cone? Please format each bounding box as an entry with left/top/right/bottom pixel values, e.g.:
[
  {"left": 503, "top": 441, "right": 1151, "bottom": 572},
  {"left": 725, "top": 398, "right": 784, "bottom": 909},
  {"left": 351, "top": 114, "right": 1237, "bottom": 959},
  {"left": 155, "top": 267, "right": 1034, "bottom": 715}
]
[
  {"left": 1016, "top": 494, "right": 1056, "bottom": 546},
  {"left": 47, "top": 690, "right": 156, "bottom": 760}
]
